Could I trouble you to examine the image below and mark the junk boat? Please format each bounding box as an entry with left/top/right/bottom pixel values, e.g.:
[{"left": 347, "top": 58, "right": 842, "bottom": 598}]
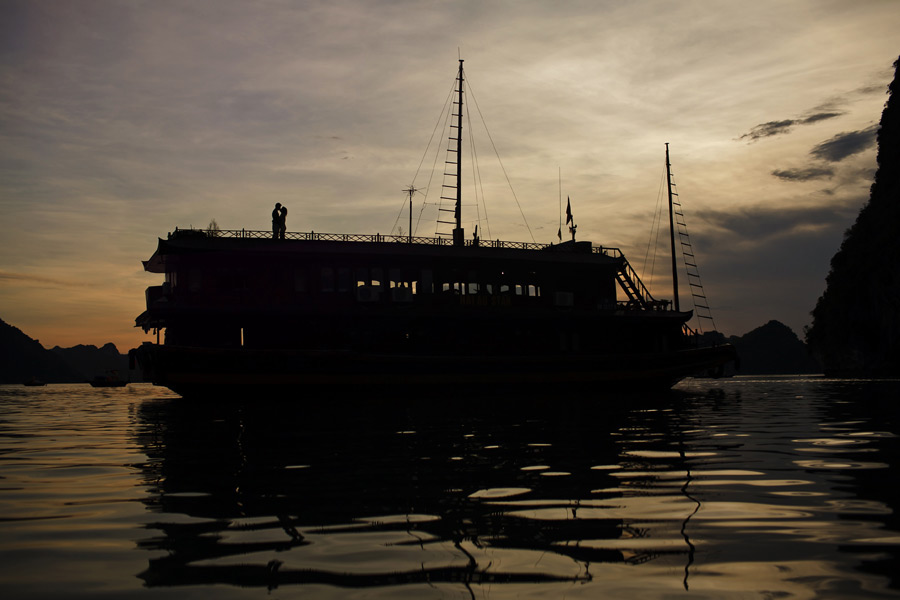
[
  {"left": 89, "top": 370, "right": 128, "bottom": 388},
  {"left": 132, "top": 61, "right": 736, "bottom": 398}
]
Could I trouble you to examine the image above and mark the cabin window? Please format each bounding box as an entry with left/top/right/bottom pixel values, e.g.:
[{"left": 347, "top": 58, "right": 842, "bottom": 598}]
[
  {"left": 165, "top": 271, "right": 177, "bottom": 289},
  {"left": 337, "top": 268, "right": 351, "bottom": 292},
  {"left": 387, "top": 268, "right": 418, "bottom": 294},
  {"left": 356, "top": 268, "right": 368, "bottom": 288},
  {"left": 389, "top": 269, "right": 407, "bottom": 289},
  {"left": 371, "top": 268, "right": 383, "bottom": 289},
  {"left": 321, "top": 267, "right": 335, "bottom": 292},
  {"left": 357, "top": 285, "right": 381, "bottom": 302}
]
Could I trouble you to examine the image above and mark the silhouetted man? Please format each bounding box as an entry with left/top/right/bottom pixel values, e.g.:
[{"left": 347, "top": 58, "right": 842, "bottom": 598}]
[{"left": 272, "top": 203, "right": 282, "bottom": 239}]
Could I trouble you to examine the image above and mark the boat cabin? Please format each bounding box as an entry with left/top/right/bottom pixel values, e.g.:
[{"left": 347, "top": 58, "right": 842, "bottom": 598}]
[{"left": 137, "top": 229, "right": 686, "bottom": 356}]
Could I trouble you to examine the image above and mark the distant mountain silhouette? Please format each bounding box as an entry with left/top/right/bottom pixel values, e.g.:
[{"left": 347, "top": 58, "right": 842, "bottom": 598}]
[
  {"left": 697, "top": 321, "right": 819, "bottom": 375},
  {"left": 0, "top": 318, "right": 82, "bottom": 383},
  {"left": 51, "top": 343, "right": 131, "bottom": 381},
  {"left": 729, "top": 320, "right": 820, "bottom": 375},
  {"left": 806, "top": 56, "right": 900, "bottom": 376},
  {"left": 0, "top": 317, "right": 139, "bottom": 384}
]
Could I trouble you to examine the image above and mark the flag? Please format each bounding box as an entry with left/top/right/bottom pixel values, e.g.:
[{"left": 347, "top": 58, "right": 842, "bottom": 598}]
[
  {"left": 565, "top": 197, "right": 573, "bottom": 225},
  {"left": 557, "top": 226, "right": 562, "bottom": 241}
]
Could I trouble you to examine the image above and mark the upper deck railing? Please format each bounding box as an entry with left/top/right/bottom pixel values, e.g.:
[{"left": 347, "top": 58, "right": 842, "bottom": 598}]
[{"left": 171, "top": 227, "right": 624, "bottom": 258}]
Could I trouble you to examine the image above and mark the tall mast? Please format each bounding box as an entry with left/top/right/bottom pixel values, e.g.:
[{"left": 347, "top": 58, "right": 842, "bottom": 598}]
[
  {"left": 666, "top": 143, "right": 680, "bottom": 311},
  {"left": 453, "top": 59, "right": 465, "bottom": 246}
]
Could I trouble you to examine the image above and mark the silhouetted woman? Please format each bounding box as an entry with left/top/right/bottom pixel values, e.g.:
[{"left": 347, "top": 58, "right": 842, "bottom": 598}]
[{"left": 279, "top": 205, "right": 288, "bottom": 239}]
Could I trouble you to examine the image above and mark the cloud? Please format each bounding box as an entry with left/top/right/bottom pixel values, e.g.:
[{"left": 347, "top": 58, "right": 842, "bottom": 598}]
[
  {"left": 800, "top": 111, "right": 845, "bottom": 125},
  {"left": 0, "top": 270, "right": 87, "bottom": 288},
  {"left": 740, "top": 111, "right": 844, "bottom": 141},
  {"left": 677, "top": 196, "right": 867, "bottom": 335},
  {"left": 696, "top": 197, "right": 863, "bottom": 249},
  {"left": 738, "top": 75, "right": 886, "bottom": 144},
  {"left": 809, "top": 125, "right": 878, "bottom": 162},
  {"left": 741, "top": 119, "right": 797, "bottom": 141},
  {"left": 630, "top": 197, "right": 866, "bottom": 337},
  {"left": 771, "top": 166, "right": 835, "bottom": 181}
]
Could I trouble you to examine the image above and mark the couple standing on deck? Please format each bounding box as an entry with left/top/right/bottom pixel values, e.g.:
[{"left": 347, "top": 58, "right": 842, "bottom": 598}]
[{"left": 272, "top": 203, "right": 288, "bottom": 239}]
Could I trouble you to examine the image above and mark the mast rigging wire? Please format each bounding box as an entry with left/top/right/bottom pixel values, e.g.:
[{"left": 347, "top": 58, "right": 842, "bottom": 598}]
[
  {"left": 391, "top": 75, "right": 458, "bottom": 236},
  {"left": 642, "top": 166, "right": 669, "bottom": 291},
  {"left": 396, "top": 64, "right": 536, "bottom": 244},
  {"left": 466, "top": 76, "right": 535, "bottom": 243}
]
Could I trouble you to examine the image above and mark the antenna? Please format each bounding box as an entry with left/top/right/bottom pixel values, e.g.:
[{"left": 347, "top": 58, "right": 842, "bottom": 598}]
[
  {"left": 558, "top": 167, "right": 562, "bottom": 242},
  {"left": 402, "top": 185, "right": 417, "bottom": 243}
]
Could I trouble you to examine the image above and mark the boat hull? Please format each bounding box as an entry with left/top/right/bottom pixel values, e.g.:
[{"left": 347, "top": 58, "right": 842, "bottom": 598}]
[{"left": 132, "top": 343, "right": 737, "bottom": 399}]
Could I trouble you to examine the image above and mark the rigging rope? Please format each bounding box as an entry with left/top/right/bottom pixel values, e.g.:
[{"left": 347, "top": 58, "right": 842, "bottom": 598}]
[
  {"left": 466, "top": 76, "right": 535, "bottom": 244},
  {"left": 642, "top": 166, "right": 668, "bottom": 290},
  {"left": 397, "top": 66, "right": 535, "bottom": 243},
  {"left": 466, "top": 94, "right": 493, "bottom": 240},
  {"left": 391, "top": 74, "right": 458, "bottom": 237}
]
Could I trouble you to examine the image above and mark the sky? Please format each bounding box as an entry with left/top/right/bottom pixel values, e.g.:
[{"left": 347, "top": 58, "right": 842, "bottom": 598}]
[{"left": 1, "top": 0, "right": 898, "bottom": 351}]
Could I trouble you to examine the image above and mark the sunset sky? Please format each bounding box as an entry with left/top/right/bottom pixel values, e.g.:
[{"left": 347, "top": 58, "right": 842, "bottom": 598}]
[{"left": 1, "top": 0, "right": 898, "bottom": 351}]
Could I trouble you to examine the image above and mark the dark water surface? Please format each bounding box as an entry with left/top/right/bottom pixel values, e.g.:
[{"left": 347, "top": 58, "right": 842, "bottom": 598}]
[{"left": 1, "top": 377, "right": 899, "bottom": 599}]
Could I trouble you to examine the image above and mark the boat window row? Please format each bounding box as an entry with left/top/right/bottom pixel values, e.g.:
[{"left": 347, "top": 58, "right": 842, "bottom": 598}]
[
  {"left": 314, "top": 267, "right": 541, "bottom": 300},
  {"left": 162, "top": 262, "right": 620, "bottom": 309}
]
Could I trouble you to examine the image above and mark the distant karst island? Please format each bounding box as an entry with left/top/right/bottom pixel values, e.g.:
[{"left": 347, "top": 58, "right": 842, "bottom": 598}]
[{"left": 1, "top": 318, "right": 138, "bottom": 384}]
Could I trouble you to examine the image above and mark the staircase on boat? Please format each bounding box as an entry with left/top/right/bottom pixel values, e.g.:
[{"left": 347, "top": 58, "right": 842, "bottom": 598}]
[{"left": 616, "top": 257, "right": 665, "bottom": 310}]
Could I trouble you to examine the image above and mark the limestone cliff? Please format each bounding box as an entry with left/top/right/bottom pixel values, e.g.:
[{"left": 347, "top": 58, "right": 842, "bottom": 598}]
[{"left": 806, "top": 56, "right": 900, "bottom": 376}]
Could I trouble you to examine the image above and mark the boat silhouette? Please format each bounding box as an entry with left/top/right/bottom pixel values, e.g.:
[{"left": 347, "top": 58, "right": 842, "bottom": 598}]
[{"left": 131, "top": 61, "right": 735, "bottom": 399}]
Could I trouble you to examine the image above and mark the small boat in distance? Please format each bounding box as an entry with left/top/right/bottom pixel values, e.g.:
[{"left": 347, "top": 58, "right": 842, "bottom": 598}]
[
  {"left": 23, "top": 377, "right": 46, "bottom": 387},
  {"left": 89, "top": 371, "right": 128, "bottom": 388},
  {"left": 131, "top": 60, "right": 736, "bottom": 399}
]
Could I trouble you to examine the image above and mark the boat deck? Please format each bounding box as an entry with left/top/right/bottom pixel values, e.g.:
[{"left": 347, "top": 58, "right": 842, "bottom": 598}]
[{"left": 170, "top": 227, "right": 624, "bottom": 257}]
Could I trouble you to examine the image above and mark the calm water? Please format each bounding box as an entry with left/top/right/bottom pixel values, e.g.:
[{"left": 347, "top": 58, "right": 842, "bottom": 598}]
[{"left": 1, "top": 377, "right": 899, "bottom": 599}]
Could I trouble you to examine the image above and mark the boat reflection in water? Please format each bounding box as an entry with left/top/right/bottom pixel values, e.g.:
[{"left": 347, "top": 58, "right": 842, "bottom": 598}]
[
  {"left": 133, "top": 394, "right": 695, "bottom": 592},
  {"left": 132, "top": 379, "right": 900, "bottom": 597}
]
